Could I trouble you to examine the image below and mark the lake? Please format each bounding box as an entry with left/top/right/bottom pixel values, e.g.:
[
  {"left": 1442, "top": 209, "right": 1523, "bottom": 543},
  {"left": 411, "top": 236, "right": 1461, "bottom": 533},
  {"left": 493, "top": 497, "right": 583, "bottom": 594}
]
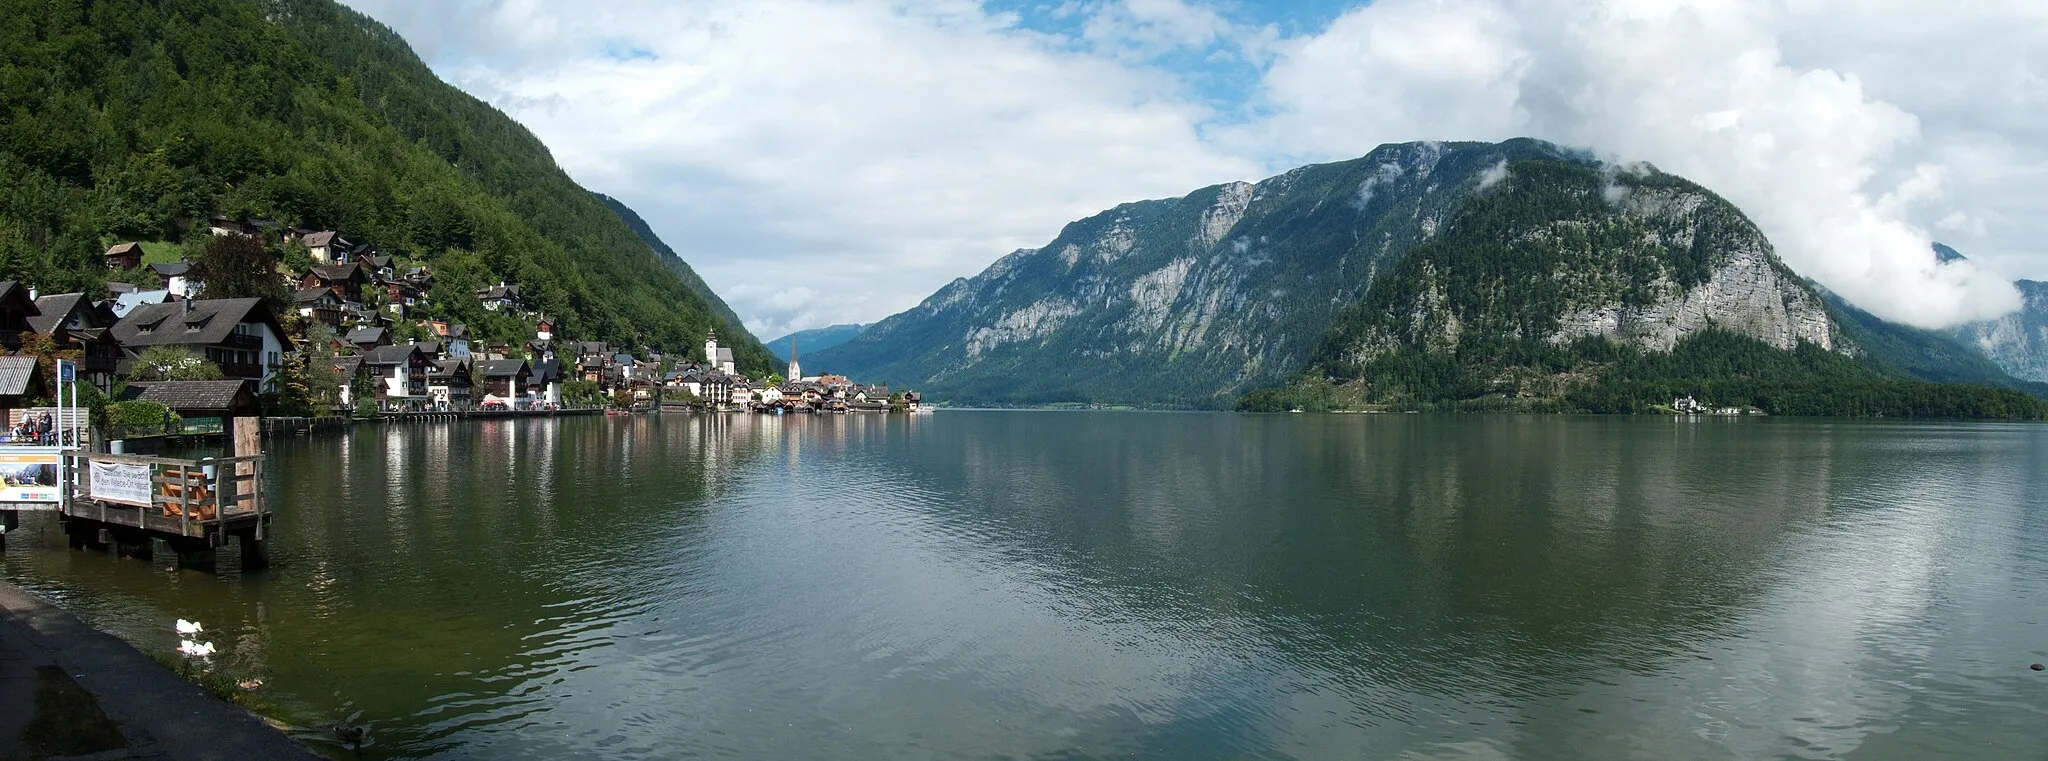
[{"left": 2, "top": 412, "right": 2045, "bottom": 759}]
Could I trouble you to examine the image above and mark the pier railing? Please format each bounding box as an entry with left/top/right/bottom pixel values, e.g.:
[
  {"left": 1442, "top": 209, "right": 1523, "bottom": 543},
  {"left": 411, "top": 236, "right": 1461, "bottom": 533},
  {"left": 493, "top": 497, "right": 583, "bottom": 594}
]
[{"left": 67, "top": 454, "right": 266, "bottom": 539}]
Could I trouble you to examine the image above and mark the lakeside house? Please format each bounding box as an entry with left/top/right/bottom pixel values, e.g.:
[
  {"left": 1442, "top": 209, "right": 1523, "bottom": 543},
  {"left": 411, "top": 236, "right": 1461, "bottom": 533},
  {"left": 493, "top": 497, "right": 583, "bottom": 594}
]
[
  {"left": 365, "top": 344, "right": 429, "bottom": 408},
  {"left": 109, "top": 298, "right": 292, "bottom": 392},
  {"left": 27, "top": 292, "right": 122, "bottom": 392},
  {"left": 478, "top": 358, "right": 531, "bottom": 405},
  {"left": 426, "top": 357, "right": 473, "bottom": 410}
]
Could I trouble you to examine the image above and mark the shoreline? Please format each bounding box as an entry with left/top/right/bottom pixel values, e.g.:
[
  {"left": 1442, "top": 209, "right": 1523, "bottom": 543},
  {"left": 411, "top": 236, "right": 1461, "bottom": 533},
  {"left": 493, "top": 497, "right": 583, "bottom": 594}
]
[{"left": 0, "top": 581, "right": 319, "bottom": 760}]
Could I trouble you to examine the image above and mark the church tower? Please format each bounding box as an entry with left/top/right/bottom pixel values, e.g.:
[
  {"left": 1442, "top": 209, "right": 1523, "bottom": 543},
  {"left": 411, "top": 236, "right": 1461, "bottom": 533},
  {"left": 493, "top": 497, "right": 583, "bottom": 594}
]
[
  {"left": 704, "top": 328, "right": 720, "bottom": 369},
  {"left": 787, "top": 339, "right": 802, "bottom": 381}
]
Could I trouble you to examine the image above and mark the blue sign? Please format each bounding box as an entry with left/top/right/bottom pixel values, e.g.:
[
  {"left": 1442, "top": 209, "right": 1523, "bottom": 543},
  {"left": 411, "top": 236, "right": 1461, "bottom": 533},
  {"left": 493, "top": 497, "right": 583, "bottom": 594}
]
[{"left": 57, "top": 361, "right": 74, "bottom": 383}]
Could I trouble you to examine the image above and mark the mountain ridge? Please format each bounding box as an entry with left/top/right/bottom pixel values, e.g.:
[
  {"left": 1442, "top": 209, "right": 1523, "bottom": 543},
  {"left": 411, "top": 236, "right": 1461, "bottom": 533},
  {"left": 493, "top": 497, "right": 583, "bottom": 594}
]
[
  {"left": 812, "top": 139, "right": 2042, "bottom": 418},
  {"left": 594, "top": 192, "right": 754, "bottom": 343},
  {"left": 766, "top": 324, "right": 865, "bottom": 363},
  {"left": 812, "top": 139, "right": 1586, "bottom": 405}
]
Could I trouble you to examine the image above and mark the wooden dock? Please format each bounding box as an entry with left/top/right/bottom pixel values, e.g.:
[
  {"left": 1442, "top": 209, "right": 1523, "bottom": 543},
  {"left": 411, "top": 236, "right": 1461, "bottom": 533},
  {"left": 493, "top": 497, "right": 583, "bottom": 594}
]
[{"left": 58, "top": 453, "right": 271, "bottom": 572}]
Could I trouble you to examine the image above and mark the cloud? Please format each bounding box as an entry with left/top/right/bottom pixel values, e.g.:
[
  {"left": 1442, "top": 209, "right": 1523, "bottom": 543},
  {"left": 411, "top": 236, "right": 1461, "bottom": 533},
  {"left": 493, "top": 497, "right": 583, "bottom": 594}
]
[
  {"left": 1228, "top": 0, "right": 2041, "bottom": 328},
  {"left": 339, "top": 0, "right": 2048, "bottom": 333},
  {"left": 1475, "top": 159, "right": 1510, "bottom": 190},
  {"left": 340, "top": 0, "right": 1260, "bottom": 339}
]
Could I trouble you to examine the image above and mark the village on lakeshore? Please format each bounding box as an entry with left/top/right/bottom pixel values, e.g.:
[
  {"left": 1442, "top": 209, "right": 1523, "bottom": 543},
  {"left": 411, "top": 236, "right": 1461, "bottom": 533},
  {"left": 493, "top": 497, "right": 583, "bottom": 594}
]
[{"left": 1, "top": 216, "right": 925, "bottom": 431}]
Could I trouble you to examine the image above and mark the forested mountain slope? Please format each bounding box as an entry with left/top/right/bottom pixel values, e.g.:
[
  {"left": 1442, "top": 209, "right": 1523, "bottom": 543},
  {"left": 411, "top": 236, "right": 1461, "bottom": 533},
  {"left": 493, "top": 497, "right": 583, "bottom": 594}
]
[
  {"left": 1257, "top": 160, "right": 2043, "bottom": 419},
  {"left": 0, "top": 0, "right": 772, "bottom": 371},
  {"left": 595, "top": 193, "right": 753, "bottom": 343}
]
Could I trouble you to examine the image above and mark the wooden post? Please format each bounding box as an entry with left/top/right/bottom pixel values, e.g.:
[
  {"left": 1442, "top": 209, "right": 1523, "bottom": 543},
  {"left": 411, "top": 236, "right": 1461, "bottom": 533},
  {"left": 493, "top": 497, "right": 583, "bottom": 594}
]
[{"left": 233, "top": 416, "right": 259, "bottom": 485}]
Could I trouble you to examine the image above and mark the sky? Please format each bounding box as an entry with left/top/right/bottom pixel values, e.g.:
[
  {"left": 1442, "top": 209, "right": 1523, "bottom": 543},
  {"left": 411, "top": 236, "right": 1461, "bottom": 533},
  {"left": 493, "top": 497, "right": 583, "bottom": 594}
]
[{"left": 336, "top": 0, "right": 2048, "bottom": 340}]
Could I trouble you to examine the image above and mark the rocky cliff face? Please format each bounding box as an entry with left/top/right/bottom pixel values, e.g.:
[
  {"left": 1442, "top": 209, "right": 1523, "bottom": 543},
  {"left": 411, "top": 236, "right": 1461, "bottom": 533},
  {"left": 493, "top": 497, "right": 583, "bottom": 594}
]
[
  {"left": 1951, "top": 280, "right": 2048, "bottom": 382},
  {"left": 1319, "top": 160, "right": 1844, "bottom": 374},
  {"left": 812, "top": 139, "right": 1584, "bottom": 405}
]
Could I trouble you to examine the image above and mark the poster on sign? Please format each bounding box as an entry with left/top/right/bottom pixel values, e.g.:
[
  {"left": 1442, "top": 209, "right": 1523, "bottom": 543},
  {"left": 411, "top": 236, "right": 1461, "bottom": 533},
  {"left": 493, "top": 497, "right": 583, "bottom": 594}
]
[
  {"left": 88, "top": 460, "right": 154, "bottom": 507},
  {"left": 0, "top": 449, "right": 62, "bottom": 505}
]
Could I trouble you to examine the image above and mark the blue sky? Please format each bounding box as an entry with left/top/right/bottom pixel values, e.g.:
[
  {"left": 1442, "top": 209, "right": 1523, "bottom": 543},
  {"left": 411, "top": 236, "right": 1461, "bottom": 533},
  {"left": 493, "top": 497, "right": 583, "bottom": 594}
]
[{"left": 343, "top": 0, "right": 2046, "bottom": 339}]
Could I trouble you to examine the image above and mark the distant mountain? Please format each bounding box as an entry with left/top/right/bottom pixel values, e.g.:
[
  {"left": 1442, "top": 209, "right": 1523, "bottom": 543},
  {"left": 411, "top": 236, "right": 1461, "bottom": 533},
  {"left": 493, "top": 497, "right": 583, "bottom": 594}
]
[
  {"left": 1820, "top": 288, "right": 2047, "bottom": 394},
  {"left": 595, "top": 193, "right": 754, "bottom": 343},
  {"left": 1932, "top": 245, "right": 2048, "bottom": 383},
  {"left": 1313, "top": 158, "right": 1842, "bottom": 373},
  {"left": 813, "top": 139, "right": 1584, "bottom": 406},
  {"left": 1269, "top": 161, "right": 2042, "bottom": 418},
  {"left": 766, "top": 324, "right": 864, "bottom": 363},
  {"left": 816, "top": 138, "right": 2041, "bottom": 418}
]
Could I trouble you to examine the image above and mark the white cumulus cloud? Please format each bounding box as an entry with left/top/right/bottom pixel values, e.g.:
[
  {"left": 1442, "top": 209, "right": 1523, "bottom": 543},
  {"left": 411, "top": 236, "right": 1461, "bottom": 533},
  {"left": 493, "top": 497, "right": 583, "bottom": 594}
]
[{"left": 340, "top": 0, "right": 2048, "bottom": 333}]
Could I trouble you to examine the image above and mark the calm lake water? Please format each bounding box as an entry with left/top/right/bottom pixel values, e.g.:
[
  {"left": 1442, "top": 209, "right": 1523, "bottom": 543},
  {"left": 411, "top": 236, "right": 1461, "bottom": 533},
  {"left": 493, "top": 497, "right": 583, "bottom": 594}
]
[{"left": 2, "top": 412, "right": 2046, "bottom": 759}]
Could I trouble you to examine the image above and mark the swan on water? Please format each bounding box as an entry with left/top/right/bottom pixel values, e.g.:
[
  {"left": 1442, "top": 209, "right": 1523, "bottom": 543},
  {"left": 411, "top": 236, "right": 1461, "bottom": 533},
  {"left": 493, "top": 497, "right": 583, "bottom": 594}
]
[
  {"left": 178, "top": 640, "right": 216, "bottom": 657},
  {"left": 175, "top": 619, "right": 203, "bottom": 635}
]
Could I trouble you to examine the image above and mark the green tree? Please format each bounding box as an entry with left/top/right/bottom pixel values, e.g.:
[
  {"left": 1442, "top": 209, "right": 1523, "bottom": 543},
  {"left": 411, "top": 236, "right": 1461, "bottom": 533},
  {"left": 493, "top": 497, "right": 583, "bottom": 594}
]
[
  {"left": 191, "top": 234, "right": 289, "bottom": 309},
  {"left": 133, "top": 346, "right": 224, "bottom": 381}
]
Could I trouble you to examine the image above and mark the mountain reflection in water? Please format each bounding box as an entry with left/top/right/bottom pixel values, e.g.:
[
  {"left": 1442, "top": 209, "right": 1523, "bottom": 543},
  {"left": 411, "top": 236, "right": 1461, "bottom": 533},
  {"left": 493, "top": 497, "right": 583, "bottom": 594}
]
[{"left": 2, "top": 413, "right": 2043, "bottom": 760}]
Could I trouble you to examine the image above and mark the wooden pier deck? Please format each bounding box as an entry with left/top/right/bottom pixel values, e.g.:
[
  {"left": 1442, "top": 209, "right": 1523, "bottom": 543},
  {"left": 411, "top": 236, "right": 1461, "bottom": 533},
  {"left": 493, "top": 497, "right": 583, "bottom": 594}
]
[{"left": 56, "top": 453, "right": 272, "bottom": 572}]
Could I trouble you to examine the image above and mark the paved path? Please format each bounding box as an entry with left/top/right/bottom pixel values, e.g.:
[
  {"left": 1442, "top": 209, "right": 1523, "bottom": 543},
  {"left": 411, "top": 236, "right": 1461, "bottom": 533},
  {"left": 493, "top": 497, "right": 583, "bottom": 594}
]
[{"left": 0, "top": 582, "right": 319, "bottom": 760}]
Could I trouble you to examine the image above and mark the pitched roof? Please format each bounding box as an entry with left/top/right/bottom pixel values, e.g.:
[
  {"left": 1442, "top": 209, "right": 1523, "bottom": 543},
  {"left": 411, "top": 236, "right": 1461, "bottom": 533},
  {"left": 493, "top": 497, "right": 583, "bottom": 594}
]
[
  {"left": 308, "top": 263, "right": 363, "bottom": 282},
  {"left": 363, "top": 344, "right": 421, "bottom": 366},
  {"left": 119, "top": 380, "right": 253, "bottom": 413},
  {"left": 301, "top": 231, "right": 340, "bottom": 247},
  {"left": 344, "top": 326, "right": 387, "bottom": 345},
  {"left": 715, "top": 347, "right": 734, "bottom": 366},
  {"left": 292, "top": 286, "right": 334, "bottom": 304},
  {"left": 110, "top": 298, "right": 288, "bottom": 350},
  {"left": 331, "top": 356, "right": 364, "bottom": 378},
  {"left": 0, "top": 356, "right": 39, "bottom": 396},
  {"left": 105, "top": 242, "right": 143, "bottom": 257},
  {"left": 478, "top": 359, "right": 529, "bottom": 378},
  {"left": 150, "top": 261, "right": 190, "bottom": 277},
  {"left": 529, "top": 359, "right": 561, "bottom": 382},
  {"left": 26, "top": 293, "right": 85, "bottom": 335}
]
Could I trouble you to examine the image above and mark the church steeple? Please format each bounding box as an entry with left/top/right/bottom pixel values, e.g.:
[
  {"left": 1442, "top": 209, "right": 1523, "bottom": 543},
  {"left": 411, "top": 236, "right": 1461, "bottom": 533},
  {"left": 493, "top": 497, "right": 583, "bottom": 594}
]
[{"left": 787, "top": 338, "right": 802, "bottom": 381}]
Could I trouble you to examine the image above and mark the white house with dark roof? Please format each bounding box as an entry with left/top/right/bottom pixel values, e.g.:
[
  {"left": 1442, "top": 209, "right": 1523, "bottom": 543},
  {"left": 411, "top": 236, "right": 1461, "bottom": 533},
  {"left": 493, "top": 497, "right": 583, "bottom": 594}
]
[
  {"left": 297, "top": 230, "right": 351, "bottom": 265},
  {"left": 149, "top": 261, "right": 200, "bottom": 299},
  {"left": 110, "top": 298, "right": 291, "bottom": 392},
  {"left": 364, "top": 344, "right": 429, "bottom": 407}
]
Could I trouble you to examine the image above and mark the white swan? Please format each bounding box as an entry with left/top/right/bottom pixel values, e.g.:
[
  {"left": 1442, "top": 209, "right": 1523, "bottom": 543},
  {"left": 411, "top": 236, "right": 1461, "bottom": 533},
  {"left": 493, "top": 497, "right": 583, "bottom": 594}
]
[
  {"left": 175, "top": 619, "right": 203, "bottom": 635},
  {"left": 177, "top": 640, "right": 216, "bottom": 657}
]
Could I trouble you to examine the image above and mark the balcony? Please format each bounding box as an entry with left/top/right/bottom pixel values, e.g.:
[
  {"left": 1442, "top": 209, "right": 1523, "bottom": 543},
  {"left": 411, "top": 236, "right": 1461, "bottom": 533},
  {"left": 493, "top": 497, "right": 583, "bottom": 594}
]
[
  {"left": 219, "top": 362, "right": 264, "bottom": 380},
  {"left": 220, "top": 333, "right": 263, "bottom": 351}
]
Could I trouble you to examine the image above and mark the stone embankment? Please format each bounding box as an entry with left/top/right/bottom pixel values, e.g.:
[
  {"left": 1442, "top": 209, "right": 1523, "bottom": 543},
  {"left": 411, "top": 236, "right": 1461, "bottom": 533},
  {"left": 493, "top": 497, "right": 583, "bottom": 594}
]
[{"left": 0, "top": 582, "right": 319, "bottom": 760}]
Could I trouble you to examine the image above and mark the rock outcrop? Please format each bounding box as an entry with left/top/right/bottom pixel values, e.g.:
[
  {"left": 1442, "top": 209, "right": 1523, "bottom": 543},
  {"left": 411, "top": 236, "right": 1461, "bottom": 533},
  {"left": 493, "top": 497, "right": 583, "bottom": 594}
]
[
  {"left": 814, "top": 139, "right": 1582, "bottom": 405},
  {"left": 1951, "top": 280, "right": 2048, "bottom": 382},
  {"left": 1321, "top": 159, "right": 1845, "bottom": 373}
]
